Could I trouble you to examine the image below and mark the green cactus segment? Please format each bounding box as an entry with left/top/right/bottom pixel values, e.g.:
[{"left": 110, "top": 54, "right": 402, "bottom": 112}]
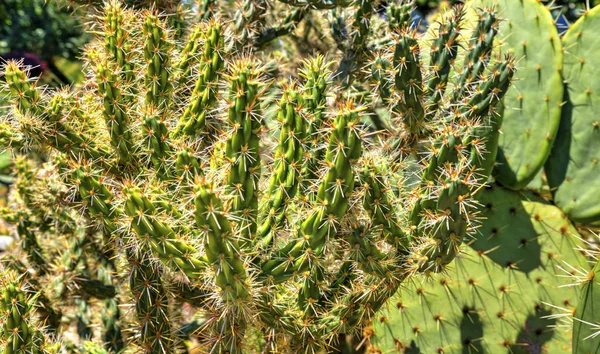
[
  {"left": 411, "top": 60, "right": 514, "bottom": 272},
  {"left": 411, "top": 181, "right": 471, "bottom": 272},
  {"left": 360, "top": 164, "right": 410, "bottom": 251},
  {"left": 298, "top": 56, "right": 331, "bottom": 196},
  {"left": 194, "top": 181, "right": 250, "bottom": 352},
  {"left": 451, "top": 8, "right": 498, "bottom": 103},
  {"left": 466, "top": 0, "right": 563, "bottom": 190},
  {"left": 175, "top": 149, "right": 202, "bottom": 183},
  {"left": 545, "top": 6, "right": 600, "bottom": 223},
  {"left": 573, "top": 261, "right": 600, "bottom": 354},
  {"left": 96, "top": 61, "right": 134, "bottom": 165},
  {"left": 463, "top": 59, "right": 515, "bottom": 179},
  {"left": 4, "top": 64, "right": 108, "bottom": 161},
  {"left": 194, "top": 181, "right": 249, "bottom": 302},
  {"left": 197, "top": 0, "right": 216, "bottom": 20},
  {"left": 72, "top": 166, "right": 119, "bottom": 233},
  {"left": 0, "top": 123, "right": 24, "bottom": 149},
  {"left": 391, "top": 33, "right": 424, "bottom": 139},
  {"left": 338, "top": 0, "right": 374, "bottom": 83},
  {"left": 128, "top": 253, "right": 173, "bottom": 354},
  {"left": 373, "top": 185, "right": 587, "bottom": 353},
  {"left": 123, "top": 186, "right": 206, "bottom": 278},
  {"left": 424, "top": 9, "right": 462, "bottom": 113},
  {"left": 142, "top": 13, "right": 173, "bottom": 174},
  {"left": 143, "top": 13, "right": 173, "bottom": 108},
  {"left": 3, "top": 61, "right": 43, "bottom": 117},
  {"left": 0, "top": 273, "right": 51, "bottom": 354},
  {"left": 103, "top": 1, "right": 135, "bottom": 86},
  {"left": 175, "top": 22, "right": 224, "bottom": 138},
  {"left": 387, "top": 1, "right": 413, "bottom": 31},
  {"left": 258, "top": 83, "right": 306, "bottom": 248},
  {"left": 224, "top": 59, "right": 266, "bottom": 246},
  {"left": 261, "top": 101, "right": 363, "bottom": 283}
]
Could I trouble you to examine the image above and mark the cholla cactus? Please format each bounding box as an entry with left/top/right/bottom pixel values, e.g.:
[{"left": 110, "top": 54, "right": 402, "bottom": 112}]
[{"left": 0, "top": 1, "right": 515, "bottom": 353}]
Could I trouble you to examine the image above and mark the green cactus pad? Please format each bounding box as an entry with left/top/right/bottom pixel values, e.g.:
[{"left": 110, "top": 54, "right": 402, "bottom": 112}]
[
  {"left": 573, "top": 261, "right": 600, "bottom": 354},
  {"left": 545, "top": 6, "right": 600, "bottom": 224},
  {"left": 468, "top": 0, "right": 563, "bottom": 190},
  {"left": 373, "top": 185, "right": 587, "bottom": 353}
]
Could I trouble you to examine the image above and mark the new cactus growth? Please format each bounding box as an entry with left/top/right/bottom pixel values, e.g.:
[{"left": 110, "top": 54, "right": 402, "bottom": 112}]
[{"left": 0, "top": 1, "right": 516, "bottom": 352}]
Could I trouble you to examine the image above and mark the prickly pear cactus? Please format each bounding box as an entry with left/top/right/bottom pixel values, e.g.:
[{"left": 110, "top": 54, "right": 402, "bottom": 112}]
[
  {"left": 466, "top": 0, "right": 563, "bottom": 190},
  {"left": 573, "top": 261, "right": 600, "bottom": 354},
  {"left": 546, "top": 5, "right": 600, "bottom": 224},
  {"left": 371, "top": 185, "right": 588, "bottom": 353}
]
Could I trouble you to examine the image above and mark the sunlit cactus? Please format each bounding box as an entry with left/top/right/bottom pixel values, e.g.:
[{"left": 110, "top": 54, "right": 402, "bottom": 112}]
[{"left": 0, "top": 1, "right": 516, "bottom": 352}]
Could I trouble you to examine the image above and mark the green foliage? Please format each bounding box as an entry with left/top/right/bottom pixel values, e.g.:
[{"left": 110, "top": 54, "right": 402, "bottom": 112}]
[{"left": 0, "top": 0, "right": 88, "bottom": 60}]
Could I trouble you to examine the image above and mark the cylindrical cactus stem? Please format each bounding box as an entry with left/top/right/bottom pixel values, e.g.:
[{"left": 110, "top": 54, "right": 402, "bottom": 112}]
[
  {"left": 175, "top": 21, "right": 225, "bottom": 139},
  {"left": 3, "top": 60, "right": 43, "bottom": 117},
  {"left": 193, "top": 180, "right": 249, "bottom": 302},
  {"left": 387, "top": 1, "right": 413, "bottom": 31},
  {"left": 143, "top": 12, "right": 173, "bottom": 109},
  {"left": 3, "top": 64, "right": 110, "bottom": 163},
  {"left": 411, "top": 58, "right": 515, "bottom": 272},
  {"left": 2, "top": 257, "right": 62, "bottom": 335},
  {"left": 260, "top": 100, "right": 364, "bottom": 283},
  {"left": 128, "top": 252, "right": 173, "bottom": 354},
  {"left": 142, "top": 12, "right": 173, "bottom": 176},
  {"left": 451, "top": 8, "right": 498, "bottom": 103},
  {"left": 389, "top": 30, "right": 425, "bottom": 146},
  {"left": 360, "top": 163, "right": 410, "bottom": 251},
  {"left": 103, "top": 0, "right": 136, "bottom": 89},
  {"left": 0, "top": 123, "right": 25, "bottom": 149},
  {"left": 254, "top": 8, "right": 307, "bottom": 48},
  {"left": 96, "top": 60, "right": 134, "bottom": 166},
  {"left": 193, "top": 180, "right": 250, "bottom": 352},
  {"left": 338, "top": 0, "right": 374, "bottom": 84},
  {"left": 459, "top": 58, "right": 516, "bottom": 180},
  {"left": 94, "top": 244, "right": 123, "bottom": 352},
  {"left": 0, "top": 271, "right": 53, "bottom": 354},
  {"left": 423, "top": 7, "right": 462, "bottom": 114},
  {"left": 298, "top": 56, "right": 332, "bottom": 197},
  {"left": 322, "top": 270, "right": 404, "bottom": 335},
  {"left": 233, "top": 0, "right": 267, "bottom": 48},
  {"left": 122, "top": 185, "right": 207, "bottom": 278},
  {"left": 174, "top": 148, "right": 202, "bottom": 185},
  {"left": 411, "top": 180, "right": 472, "bottom": 272},
  {"left": 257, "top": 82, "right": 306, "bottom": 248},
  {"left": 223, "top": 59, "right": 267, "bottom": 248},
  {"left": 196, "top": 0, "right": 216, "bottom": 20},
  {"left": 72, "top": 165, "right": 119, "bottom": 234}
]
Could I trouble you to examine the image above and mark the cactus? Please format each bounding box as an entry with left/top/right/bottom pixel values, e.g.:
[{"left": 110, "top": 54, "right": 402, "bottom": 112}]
[
  {"left": 0, "top": 1, "right": 516, "bottom": 353},
  {"left": 371, "top": 185, "right": 589, "bottom": 353},
  {"left": 0, "top": 271, "right": 57, "bottom": 354},
  {"left": 573, "top": 261, "right": 600, "bottom": 353},
  {"left": 466, "top": 0, "right": 564, "bottom": 191},
  {"left": 545, "top": 5, "right": 600, "bottom": 224}
]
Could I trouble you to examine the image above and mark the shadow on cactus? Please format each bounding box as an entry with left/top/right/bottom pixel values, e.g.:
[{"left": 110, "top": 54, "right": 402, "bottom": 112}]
[
  {"left": 371, "top": 185, "right": 588, "bottom": 353},
  {"left": 0, "top": 1, "right": 515, "bottom": 352}
]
